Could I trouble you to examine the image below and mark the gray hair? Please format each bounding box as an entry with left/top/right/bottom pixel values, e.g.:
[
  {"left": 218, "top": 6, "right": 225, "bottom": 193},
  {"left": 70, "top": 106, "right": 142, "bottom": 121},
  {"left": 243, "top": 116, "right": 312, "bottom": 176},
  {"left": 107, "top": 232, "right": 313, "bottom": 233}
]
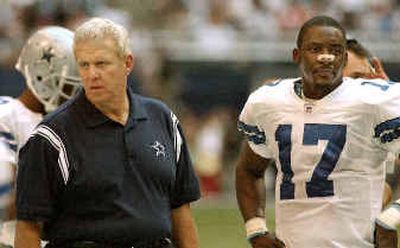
[{"left": 74, "top": 17, "right": 131, "bottom": 57}]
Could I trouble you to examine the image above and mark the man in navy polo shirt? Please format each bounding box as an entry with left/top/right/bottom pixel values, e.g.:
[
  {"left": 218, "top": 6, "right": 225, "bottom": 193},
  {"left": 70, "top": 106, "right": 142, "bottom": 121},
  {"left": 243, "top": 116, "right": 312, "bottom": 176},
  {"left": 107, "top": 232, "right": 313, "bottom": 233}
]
[{"left": 15, "top": 17, "right": 201, "bottom": 248}]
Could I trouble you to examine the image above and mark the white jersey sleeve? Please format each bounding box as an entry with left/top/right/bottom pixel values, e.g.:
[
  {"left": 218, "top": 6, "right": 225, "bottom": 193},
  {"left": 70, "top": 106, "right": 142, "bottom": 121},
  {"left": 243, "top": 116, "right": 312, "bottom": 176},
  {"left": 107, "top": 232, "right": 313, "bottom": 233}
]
[
  {"left": 238, "top": 86, "right": 273, "bottom": 158},
  {"left": 0, "top": 96, "right": 42, "bottom": 166},
  {"left": 369, "top": 79, "right": 400, "bottom": 153}
]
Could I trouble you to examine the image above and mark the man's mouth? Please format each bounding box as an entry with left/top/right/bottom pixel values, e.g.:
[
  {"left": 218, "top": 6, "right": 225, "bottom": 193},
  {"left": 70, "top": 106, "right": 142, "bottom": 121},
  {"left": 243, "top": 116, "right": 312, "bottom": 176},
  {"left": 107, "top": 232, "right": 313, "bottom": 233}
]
[
  {"left": 314, "top": 68, "right": 334, "bottom": 77},
  {"left": 90, "top": 85, "right": 103, "bottom": 90}
]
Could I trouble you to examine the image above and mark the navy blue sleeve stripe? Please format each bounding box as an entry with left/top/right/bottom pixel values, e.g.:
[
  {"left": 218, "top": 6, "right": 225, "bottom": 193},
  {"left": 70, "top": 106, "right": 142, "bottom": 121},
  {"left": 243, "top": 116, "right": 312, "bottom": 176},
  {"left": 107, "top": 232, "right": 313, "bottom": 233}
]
[
  {"left": 0, "top": 131, "right": 15, "bottom": 141},
  {"left": 0, "top": 183, "right": 12, "bottom": 196},
  {"left": 237, "top": 121, "right": 266, "bottom": 145},
  {"left": 374, "top": 117, "right": 400, "bottom": 143},
  {"left": 8, "top": 143, "right": 17, "bottom": 152},
  {"left": 0, "top": 131, "right": 17, "bottom": 152}
]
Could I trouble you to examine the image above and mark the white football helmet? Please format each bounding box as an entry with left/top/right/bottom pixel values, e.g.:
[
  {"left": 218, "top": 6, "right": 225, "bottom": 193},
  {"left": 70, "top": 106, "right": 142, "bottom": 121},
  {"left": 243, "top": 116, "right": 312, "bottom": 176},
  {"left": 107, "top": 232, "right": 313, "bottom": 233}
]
[{"left": 15, "top": 26, "right": 81, "bottom": 112}]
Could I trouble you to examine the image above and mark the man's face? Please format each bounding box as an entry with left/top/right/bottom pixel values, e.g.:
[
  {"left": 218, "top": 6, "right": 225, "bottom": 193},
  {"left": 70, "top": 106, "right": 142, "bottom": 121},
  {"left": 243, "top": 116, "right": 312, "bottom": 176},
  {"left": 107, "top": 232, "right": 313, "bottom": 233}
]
[
  {"left": 74, "top": 36, "right": 133, "bottom": 106},
  {"left": 293, "top": 25, "right": 347, "bottom": 89},
  {"left": 343, "top": 51, "right": 373, "bottom": 78}
]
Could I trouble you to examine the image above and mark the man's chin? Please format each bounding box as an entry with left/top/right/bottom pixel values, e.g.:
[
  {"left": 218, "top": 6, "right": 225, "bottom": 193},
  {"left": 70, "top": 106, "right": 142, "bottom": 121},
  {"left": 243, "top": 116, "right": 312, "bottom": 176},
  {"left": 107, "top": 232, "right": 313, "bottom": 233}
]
[
  {"left": 86, "top": 93, "right": 106, "bottom": 105},
  {"left": 313, "top": 75, "right": 338, "bottom": 86}
]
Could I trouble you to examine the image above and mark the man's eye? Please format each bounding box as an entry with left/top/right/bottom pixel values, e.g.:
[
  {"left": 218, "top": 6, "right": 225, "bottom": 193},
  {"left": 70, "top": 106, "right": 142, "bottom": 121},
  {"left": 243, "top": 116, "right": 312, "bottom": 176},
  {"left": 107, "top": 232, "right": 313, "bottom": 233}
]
[
  {"left": 331, "top": 47, "right": 343, "bottom": 54},
  {"left": 309, "top": 47, "right": 320, "bottom": 53},
  {"left": 78, "top": 62, "right": 88, "bottom": 68},
  {"left": 96, "top": 61, "right": 107, "bottom": 67}
]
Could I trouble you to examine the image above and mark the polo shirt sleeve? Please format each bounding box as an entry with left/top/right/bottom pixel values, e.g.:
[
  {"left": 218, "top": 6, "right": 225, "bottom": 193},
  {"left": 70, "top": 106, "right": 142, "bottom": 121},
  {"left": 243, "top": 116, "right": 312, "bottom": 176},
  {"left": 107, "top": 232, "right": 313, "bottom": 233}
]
[
  {"left": 16, "top": 132, "right": 65, "bottom": 222},
  {"left": 170, "top": 124, "right": 200, "bottom": 209}
]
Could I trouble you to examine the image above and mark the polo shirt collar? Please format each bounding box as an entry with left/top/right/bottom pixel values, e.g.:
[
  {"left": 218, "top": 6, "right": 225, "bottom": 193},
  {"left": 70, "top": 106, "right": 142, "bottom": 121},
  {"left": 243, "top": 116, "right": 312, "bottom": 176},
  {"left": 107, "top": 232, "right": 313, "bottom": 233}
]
[
  {"left": 128, "top": 88, "right": 148, "bottom": 121},
  {"left": 78, "top": 87, "right": 148, "bottom": 128}
]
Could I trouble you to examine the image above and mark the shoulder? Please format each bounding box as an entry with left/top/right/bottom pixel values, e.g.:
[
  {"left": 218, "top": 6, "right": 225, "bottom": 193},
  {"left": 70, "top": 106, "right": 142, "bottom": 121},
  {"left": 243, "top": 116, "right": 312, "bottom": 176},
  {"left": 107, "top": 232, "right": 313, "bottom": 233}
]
[
  {"left": 343, "top": 77, "right": 400, "bottom": 104},
  {"left": 0, "top": 97, "right": 39, "bottom": 129},
  {"left": 134, "top": 94, "right": 173, "bottom": 117},
  {"left": 246, "top": 78, "right": 297, "bottom": 105},
  {"left": 0, "top": 96, "right": 18, "bottom": 119},
  {"left": 39, "top": 96, "right": 79, "bottom": 134}
]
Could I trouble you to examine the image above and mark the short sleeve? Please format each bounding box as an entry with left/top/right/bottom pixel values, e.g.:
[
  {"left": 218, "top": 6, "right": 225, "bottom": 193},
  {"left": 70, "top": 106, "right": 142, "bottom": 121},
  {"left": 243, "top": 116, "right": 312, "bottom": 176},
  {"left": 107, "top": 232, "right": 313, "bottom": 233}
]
[
  {"left": 170, "top": 124, "right": 200, "bottom": 209},
  {"left": 16, "top": 134, "right": 65, "bottom": 222},
  {"left": 0, "top": 125, "right": 17, "bottom": 166},
  {"left": 373, "top": 82, "right": 400, "bottom": 153},
  {"left": 238, "top": 94, "right": 273, "bottom": 158}
]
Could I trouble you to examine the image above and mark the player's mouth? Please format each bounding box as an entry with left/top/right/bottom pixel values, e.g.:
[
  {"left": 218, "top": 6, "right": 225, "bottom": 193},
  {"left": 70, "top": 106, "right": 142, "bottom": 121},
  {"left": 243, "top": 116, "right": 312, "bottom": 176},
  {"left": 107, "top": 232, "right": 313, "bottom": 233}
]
[{"left": 314, "top": 67, "right": 334, "bottom": 78}]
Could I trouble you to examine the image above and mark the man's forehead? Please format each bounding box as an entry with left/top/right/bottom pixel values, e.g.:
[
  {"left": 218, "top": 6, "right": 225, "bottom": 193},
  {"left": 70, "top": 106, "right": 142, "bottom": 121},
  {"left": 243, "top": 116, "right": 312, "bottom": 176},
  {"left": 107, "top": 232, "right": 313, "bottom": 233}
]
[{"left": 303, "top": 26, "right": 345, "bottom": 44}]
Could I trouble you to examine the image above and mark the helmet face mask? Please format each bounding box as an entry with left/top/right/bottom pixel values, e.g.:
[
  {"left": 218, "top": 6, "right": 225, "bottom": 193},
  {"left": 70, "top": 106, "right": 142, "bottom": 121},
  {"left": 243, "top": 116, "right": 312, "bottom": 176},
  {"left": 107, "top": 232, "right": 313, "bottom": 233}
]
[{"left": 16, "top": 26, "right": 81, "bottom": 112}]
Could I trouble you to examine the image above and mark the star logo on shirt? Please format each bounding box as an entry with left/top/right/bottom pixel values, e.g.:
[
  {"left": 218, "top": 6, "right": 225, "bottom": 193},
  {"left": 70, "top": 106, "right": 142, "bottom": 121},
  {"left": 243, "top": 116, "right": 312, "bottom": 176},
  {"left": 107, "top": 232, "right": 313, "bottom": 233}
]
[{"left": 150, "top": 141, "right": 166, "bottom": 158}]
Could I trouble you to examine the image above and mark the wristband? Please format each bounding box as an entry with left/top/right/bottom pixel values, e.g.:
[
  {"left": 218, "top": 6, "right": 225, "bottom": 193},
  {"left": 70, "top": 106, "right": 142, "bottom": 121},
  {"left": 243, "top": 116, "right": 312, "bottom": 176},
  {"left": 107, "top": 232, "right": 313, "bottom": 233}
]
[
  {"left": 376, "top": 199, "right": 400, "bottom": 230},
  {"left": 245, "top": 217, "right": 268, "bottom": 241}
]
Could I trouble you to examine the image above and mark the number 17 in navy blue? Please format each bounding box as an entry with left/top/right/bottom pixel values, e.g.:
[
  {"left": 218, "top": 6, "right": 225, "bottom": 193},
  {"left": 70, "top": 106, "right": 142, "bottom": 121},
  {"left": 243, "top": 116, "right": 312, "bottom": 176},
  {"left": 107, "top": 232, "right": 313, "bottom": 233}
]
[{"left": 275, "top": 124, "right": 347, "bottom": 200}]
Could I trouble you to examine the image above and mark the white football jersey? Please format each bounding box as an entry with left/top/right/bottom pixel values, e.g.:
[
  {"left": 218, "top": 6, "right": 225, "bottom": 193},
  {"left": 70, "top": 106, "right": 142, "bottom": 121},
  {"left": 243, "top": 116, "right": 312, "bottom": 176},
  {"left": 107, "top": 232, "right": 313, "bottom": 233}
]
[
  {"left": 0, "top": 96, "right": 42, "bottom": 166},
  {"left": 239, "top": 77, "right": 400, "bottom": 248},
  {"left": 0, "top": 96, "right": 42, "bottom": 245}
]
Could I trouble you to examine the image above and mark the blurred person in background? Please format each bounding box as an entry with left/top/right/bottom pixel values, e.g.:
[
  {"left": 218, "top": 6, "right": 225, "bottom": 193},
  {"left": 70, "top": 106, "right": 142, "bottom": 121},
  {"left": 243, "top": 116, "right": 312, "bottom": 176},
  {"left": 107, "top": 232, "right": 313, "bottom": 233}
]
[
  {"left": 0, "top": 26, "right": 81, "bottom": 247},
  {"left": 343, "top": 38, "right": 389, "bottom": 80},
  {"left": 15, "top": 17, "right": 200, "bottom": 248}
]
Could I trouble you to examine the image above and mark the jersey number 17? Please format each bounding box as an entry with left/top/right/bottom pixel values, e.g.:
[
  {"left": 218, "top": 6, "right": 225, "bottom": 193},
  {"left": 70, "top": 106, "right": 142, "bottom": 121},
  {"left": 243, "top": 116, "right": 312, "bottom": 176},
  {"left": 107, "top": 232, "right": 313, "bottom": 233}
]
[{"left": 275, "top": 123, "right": 347, "bottom": 200}]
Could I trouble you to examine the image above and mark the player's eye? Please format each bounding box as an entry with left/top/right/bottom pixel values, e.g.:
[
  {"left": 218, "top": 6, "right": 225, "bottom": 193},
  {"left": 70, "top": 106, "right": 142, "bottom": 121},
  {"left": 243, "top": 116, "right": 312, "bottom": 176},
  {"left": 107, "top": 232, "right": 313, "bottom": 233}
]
[
  {"left": 330, "top": 46, "right": 344, "bottom": 55},
  {"left": 307, "top": 46, "right": 321, "bottom": 53}
]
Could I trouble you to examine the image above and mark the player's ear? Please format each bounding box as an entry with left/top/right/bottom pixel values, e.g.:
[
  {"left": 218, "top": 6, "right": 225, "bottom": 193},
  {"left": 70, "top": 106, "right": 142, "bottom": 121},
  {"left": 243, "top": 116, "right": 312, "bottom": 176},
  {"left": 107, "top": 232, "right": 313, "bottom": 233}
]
[
  {"left": 293, "top": 48, "right": 300, "bottom": 64},
  {"left": 343, "top": 50, "right": 348, "bottom": 67}
]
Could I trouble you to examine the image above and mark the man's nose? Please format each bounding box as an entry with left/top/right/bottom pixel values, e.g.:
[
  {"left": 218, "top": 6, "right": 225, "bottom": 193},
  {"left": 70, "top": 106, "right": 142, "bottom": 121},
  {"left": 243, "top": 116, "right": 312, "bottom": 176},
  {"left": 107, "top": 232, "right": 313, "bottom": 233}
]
[
  {"left": 88, "top": 66, "right": 99, "bottom": 78},
  {"left": 317, "top": 53, "right": 335, "bottom": 63}
]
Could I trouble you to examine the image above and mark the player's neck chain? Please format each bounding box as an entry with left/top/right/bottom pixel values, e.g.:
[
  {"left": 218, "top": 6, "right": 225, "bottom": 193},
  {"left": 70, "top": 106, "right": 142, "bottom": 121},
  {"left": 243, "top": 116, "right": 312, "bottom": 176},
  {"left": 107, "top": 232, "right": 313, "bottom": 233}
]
[{"left": 294, "top": 80, "right": 315, "bottom": 113}]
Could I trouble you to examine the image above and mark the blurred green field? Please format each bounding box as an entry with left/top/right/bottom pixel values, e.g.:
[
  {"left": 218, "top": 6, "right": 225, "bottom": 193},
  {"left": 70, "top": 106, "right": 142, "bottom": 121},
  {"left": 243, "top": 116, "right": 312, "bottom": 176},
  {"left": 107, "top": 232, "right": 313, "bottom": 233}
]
[
  {"left": 193, "top": 206, "right": 275, "bottom": 248},
  {"left": 193, "top": 206, "right": 400, "bottom": 248}
]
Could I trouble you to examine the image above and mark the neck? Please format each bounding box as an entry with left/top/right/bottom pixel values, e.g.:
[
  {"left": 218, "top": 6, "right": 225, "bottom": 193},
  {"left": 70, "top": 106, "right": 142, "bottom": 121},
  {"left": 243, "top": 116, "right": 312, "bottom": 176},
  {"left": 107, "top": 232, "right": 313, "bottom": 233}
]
[
  {"left": 93, "top": 93, "right": 130, "bottom": 125},
  {"left": 18, "top": 89, "right": 46, "bottom": 114},
  {"left": 302, "top": 78, "right": 342, "bottom": 100}
]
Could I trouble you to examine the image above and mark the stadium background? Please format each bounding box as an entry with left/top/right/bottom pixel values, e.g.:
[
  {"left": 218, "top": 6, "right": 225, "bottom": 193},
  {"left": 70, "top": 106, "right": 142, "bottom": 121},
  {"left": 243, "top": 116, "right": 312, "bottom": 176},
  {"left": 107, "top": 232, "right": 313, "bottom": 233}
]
[{"left": 1, "top": 0, "right": 400, "bottom": 247}]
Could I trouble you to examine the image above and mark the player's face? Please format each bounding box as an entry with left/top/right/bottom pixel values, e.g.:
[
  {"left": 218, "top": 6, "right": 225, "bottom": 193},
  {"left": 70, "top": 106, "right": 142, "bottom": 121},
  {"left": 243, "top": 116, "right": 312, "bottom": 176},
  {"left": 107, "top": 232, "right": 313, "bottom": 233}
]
[
  {"left": 343, "top": 51, "right": 374, "bottom": 78},
  {"left": 293, "top": 26, "right": 347, "bottom": 93},
  {"left": 74, "top": 36, "right": 133, "bottom": 106}
]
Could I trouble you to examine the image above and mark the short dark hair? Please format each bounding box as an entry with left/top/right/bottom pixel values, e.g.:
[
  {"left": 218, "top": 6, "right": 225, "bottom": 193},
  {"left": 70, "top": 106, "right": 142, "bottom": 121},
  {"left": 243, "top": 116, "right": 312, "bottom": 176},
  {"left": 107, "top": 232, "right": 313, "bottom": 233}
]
[
  {"left": 296, "top": 15, "right": 346, "bottom": 48},
  {"left": 346, "top": 39, "right": 372, "bottom": 59}
]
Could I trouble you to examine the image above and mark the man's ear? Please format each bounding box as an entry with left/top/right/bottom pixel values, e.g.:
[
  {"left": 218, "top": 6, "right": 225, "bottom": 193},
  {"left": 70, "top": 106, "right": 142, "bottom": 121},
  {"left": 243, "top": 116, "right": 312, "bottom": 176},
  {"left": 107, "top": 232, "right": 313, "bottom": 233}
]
[
  {"left": 293, "top": 48, "right": 300, "bottom": 64},
  {"left": 126, "top": 54, "right": 134, "bottom": 75},
  {"left": 343, "top": 51, "right": 348, "bottom": 67}
]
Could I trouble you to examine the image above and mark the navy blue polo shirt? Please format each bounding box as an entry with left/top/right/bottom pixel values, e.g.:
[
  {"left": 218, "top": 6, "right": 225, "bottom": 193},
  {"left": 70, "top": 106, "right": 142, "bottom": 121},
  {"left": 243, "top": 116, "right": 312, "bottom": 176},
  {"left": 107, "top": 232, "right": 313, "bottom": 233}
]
[{"left": 16, "top": 88, "right": 200, "bottom": 245}]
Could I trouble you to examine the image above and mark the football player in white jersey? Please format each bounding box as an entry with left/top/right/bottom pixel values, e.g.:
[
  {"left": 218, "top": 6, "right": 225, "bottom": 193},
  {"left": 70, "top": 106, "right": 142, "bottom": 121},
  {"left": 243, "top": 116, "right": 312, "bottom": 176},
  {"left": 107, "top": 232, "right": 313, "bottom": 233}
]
[
  {"left": 0, "top": 26, "right": 81, "bottom": 247},
  {"left": 236, "top": 15, "right": 399, "bottom": 248}
]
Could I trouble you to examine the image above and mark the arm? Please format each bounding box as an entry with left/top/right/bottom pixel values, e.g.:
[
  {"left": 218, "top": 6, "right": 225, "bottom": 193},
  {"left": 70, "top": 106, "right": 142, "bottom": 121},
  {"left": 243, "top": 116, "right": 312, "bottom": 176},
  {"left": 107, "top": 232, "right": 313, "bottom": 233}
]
[
  {"left": 235, "top": 142, "right": 285, "bottom": 248},
  {"left": 382, "top": 182, "right": 393, "bottom": 209},
  {"left": 14, "top": 220, "right": 41, "bottom": 248},
  {"left": 171, "top": 203, "right": 198, "bottom": 248},
  {"left": 5, "top": 164, "right": 16, "bottom": 220},
  {"left": 236, "top": 142, "right": 269, "bottom": 221}
]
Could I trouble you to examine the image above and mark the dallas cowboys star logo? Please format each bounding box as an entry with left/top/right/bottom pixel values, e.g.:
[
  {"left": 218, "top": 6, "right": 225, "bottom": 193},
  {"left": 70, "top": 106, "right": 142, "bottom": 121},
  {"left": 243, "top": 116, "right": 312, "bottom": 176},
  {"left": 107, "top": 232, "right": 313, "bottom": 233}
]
[
  {"left": 150, "top": 141, "right": 166, "bottom": 158},
  {"left": 41, "top": 47, "right": 55, "bottom": 64}
]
